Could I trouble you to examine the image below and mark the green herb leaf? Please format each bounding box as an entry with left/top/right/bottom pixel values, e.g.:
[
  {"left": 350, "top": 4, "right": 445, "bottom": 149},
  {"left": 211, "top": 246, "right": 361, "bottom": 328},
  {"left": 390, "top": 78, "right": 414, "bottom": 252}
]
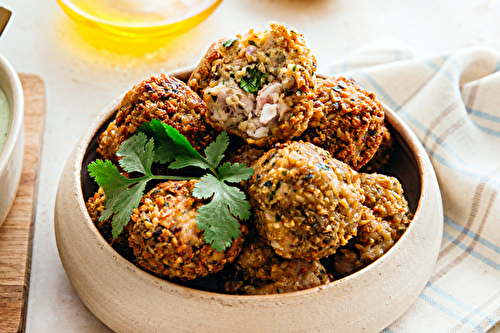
[
  {"left": 116, "top": 132, "right": 155, "bottom": 176},
  {"left": 138, "top": 120, "right": 210, "bottom": 171},
  {"left": 222, "top": 37, "right": 239, "bottom": 48},
  {"left": 88, "top": 159, "right": 145, "bottom": 237},
  {"left": 218, "top": 162, "right": 254, "bottom": 183},
  {"left": 248, "top": 40, "right": 257, "bottom": 46},
  {"left": 193, "top": 174, "right": 250, "bottom": 251},
  {"left": 204, "top": 131, "right": 229, "bottom": 169},
  {"left": 240, "top": 65, "right": 267, "bottom": 94},
  {"left": 137, "top": 119, "right": 178, "bottom": 164},
  {"left": 110, "top": 179, "right": 148, "bottom": 238}
]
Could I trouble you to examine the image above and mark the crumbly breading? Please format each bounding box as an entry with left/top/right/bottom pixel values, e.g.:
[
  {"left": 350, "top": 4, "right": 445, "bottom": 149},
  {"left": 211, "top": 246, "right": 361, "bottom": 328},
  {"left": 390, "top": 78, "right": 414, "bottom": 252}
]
[
  {"left": 223, "top": 234, "right": 332, "bottom": 295},
  {"left": 247, "top": 141, "right": 364, "bottom": 261},
  {"left": 327, "top": 173, "right": 412, "bottom": 277},
  {"left": 301, "top": 76, "right": 385, "bottom": 170},
  {"left": 362, "top": 124, "right": 394, "bottom": 172}
]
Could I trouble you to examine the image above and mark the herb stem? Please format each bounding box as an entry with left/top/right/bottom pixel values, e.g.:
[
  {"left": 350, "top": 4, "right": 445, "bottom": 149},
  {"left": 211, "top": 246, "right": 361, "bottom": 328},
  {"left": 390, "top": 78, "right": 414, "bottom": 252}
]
[{"left": 150, "top": 175, "right": 200, "bottom": 181}]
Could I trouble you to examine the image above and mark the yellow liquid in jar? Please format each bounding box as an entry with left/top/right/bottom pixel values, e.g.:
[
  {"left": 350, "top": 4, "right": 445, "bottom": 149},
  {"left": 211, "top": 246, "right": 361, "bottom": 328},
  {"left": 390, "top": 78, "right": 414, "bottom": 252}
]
[{"left": 57, "top": 0, "right": 223, "bottom": 41}]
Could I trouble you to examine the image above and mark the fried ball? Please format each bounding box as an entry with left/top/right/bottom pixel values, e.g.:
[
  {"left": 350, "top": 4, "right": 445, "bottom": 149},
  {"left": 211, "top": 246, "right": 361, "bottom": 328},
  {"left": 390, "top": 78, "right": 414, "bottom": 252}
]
[
  {"left": 225, "top": 143, "right": 266, "bottom": 167},
  {"left": 127, "top": 180, "right": 247, "bottom": 280},
  {"left": 301, "top": 76, "right": 385, "bottom": 170},
  {"left": 188, "top": 22, "right": 317, "bottom": 146},
  {"left": 362, "top": 124, "right": 394, "bottom": 172},
  {"left": 328, "top": 173, "right": 412, "bottom": 278},
  {"left": 85, "top": 187, "right": 132, "bottom": 259},
  {"left": 188, "top": 38, "right": 225, "bottom": 95},
  {"left": 223, "top": 235, "right": 332, "bottom": 295},
  {"left": 97, "top": 74, "right": 217, "bottom": 163},
  {"left": 247, "top": 141, "right": 364, "bottom": 261}
]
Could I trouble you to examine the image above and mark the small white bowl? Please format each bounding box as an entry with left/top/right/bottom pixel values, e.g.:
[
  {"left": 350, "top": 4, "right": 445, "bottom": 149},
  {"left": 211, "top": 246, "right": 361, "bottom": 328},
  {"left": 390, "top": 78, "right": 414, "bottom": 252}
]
[
  {"left": 0, "top": 53, "right": 24, "bottom": 226},
  {"left": 54, "top": 69, "right": 443, "bottom": 333}
]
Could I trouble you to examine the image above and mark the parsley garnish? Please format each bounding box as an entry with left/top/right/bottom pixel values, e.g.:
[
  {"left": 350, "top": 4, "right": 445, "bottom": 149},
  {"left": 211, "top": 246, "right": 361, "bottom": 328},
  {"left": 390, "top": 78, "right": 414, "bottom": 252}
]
[
  {"left": 240, "top": 65, "right": 267, "bottom": 94},
  {"left": 88, "top": 119, "right": 254, "bottom": 251},
  {"left": 222, "top": 37, "right": 239, "bottom": 48}
]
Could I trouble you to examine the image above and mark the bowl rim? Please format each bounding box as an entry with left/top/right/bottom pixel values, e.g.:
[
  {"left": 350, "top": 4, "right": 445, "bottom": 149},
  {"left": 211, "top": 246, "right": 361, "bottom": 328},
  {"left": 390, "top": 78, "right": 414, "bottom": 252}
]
[
  {"left": 56, "top": 0, "right": 224, "bottom": 29},
  {"left": 0, "top": 53, "right": 24, "bottom": 176},
  {"left": 70, "top": 68, "right": 435, "bottom": 300}
]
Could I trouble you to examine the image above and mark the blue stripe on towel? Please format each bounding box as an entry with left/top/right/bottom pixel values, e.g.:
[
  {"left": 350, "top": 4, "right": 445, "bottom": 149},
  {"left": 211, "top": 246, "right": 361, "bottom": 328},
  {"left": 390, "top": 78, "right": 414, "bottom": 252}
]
[
  {"left": 442, "top": 231, "right": 500, "bottom": 271},
  {"left": 445, "top": 216, "right": 500, "bottom": 255},
  {"left": 425, "top": 282, "right": 495, "bottom": 324},
  {"left": 419, "top": 293, "right": 483, "bottom": 331}
]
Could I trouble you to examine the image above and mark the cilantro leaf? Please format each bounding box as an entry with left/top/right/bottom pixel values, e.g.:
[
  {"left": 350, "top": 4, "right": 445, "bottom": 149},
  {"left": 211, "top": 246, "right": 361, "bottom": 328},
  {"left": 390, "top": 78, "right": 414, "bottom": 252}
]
[
  {"left": 138, "top": 120, "right": 210, "bottom": 171},
  {"left": 218, "top": 162, "right": 254, "bottom": 183},
  {"left": 116, "top": 132, "right": 155, "bottom": 176},
  {"left": 204, "top": 131, "right": 229, "bottom": 169},
  {"left": 88, "top": 159, "right": 135, "bottom": 191},
  {"left": 193, "top": 174, "right": 252, "bottom": 250},
  {"left": 240, "top": 65, "right": 267, "bottom": 94},
  {"left": 138, "top": 119, "right": 178, "bottom": 163},
  {"left": 110, "top": 179, "right": 148, "bottom": 238},
  {"left": 192, "top": 173, "right": 219, "bottom": 199},
  {"left": 88, "top": 159, "right": 142, "bottom": 236}
]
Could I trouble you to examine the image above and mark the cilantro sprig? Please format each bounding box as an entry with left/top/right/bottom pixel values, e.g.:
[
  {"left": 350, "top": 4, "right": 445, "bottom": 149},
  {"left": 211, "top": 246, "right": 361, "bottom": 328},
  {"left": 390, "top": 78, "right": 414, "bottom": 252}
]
[{"left": 88, "top": 120, "right": 254, "bottom": 251}]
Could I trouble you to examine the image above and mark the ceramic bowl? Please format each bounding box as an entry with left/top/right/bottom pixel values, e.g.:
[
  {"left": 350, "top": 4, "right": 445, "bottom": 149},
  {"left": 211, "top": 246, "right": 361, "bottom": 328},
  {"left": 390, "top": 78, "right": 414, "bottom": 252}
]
[
  {"left": 54, "top": 69, "right": 443, "bottom": 333},
  {"left": 0, "top": 53, "right": 24, "bottom": 227}
]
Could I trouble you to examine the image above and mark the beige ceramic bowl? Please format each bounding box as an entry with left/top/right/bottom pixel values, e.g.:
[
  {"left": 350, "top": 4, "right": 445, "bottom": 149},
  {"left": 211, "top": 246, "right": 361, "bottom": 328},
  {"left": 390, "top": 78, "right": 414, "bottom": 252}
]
[
  {"left": 0, "top": 53, "right": 24, "bottom": 227},
  {"left": 55, "top": 69, "right": 443, "bottom": 333}
]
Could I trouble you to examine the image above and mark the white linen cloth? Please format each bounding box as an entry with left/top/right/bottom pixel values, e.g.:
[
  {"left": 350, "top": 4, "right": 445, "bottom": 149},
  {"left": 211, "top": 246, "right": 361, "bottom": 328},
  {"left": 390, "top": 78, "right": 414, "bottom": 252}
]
[{"left": 328, "top": 37, "right": 500, "bottom": 333}]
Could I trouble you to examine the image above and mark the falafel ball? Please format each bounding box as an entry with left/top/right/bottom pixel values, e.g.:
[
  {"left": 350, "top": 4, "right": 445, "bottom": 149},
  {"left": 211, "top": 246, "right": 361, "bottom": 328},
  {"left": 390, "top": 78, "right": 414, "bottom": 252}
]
[
  {"left": 127, "top": 180, "right": 247, "bottom": 280},
  {"left": 188, "top": 22, "right": 317, "bottom": 146},
  {"left": 247, "top": 141, "right": 364, "bottom": 261},
  {"left": 97, "top": 74, "right": 217, "bottom": 163},
  {"left": 223, "top": 234, "right": 332, "bottom": 295},
  {"left": 301, "top": 76, "right": 385, "bottom": 170},
  {"left": 225, "top": 143, "right": 267, "bottom": 168},
  {"left": 362, "top": 124, "right": 394, "bottom": 172},
  {"left": 328, "top": 173, "right": 412, "bottom": 277},
  {"left": 85, "top": 187, "right": 132, "bottom": 259}
]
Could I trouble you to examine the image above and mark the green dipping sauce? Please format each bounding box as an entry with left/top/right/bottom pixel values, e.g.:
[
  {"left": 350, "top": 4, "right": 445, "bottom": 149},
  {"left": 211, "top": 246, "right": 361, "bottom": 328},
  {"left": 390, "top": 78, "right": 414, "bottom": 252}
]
[{"left": 0, "top": 89, "right": 10, "bottom": 153}]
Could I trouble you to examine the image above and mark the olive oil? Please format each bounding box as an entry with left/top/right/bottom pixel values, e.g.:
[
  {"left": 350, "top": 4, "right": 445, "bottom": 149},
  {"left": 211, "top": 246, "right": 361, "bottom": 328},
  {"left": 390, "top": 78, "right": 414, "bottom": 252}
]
[{"left": 56, "top": 0, "right": 222, "bottom": 41}]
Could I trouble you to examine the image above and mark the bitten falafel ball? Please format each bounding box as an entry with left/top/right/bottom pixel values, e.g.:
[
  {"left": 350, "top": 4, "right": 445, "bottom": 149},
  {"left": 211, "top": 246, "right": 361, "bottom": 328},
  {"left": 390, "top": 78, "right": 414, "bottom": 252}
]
[
  {"left": 328, "top": 173, "right": 412, "bottom": 277},
  {"left": 188, "top": 22, "right": 317, "bottom": 146},
  {"left": 85, "top": 187, "right": 132, "bottom": 259},
  {"left": 223, "top": 234, "right": 332, "bottom": 295},
  {"left": 301, "top": 76, "right": 385, "bottom": 170},
  {"left": 127, "top": 180, "right": 247, "bottom": 280},
  {"left": 247, "top": 141, "right": 364, "bottom": 261},
  {"left": 97, "top": 74, "right": 217, "bottom": 163}
]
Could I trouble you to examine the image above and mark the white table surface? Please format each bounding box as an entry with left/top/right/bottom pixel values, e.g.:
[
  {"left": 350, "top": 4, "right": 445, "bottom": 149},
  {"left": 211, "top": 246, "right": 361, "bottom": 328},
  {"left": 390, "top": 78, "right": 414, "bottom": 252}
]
[{"left": 1, "top": 0, "right": 500, "bottom": 331}]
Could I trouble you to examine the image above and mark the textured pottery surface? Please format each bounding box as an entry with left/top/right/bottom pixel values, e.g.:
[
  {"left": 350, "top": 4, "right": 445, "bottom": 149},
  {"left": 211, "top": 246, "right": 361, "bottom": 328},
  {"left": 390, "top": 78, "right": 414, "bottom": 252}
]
[
  {"left": 0, "top": 53, "right": 24, "bottom": 227},
  {"left": 54, "top": 70, "right": 443, "bottom": 333}
]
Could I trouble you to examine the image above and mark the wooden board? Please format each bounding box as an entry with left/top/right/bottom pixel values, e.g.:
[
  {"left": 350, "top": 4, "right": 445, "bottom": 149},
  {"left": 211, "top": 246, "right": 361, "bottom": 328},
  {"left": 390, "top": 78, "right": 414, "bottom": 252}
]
[{"left": 0, "top": 74, "right": 45, "bottom": 333}]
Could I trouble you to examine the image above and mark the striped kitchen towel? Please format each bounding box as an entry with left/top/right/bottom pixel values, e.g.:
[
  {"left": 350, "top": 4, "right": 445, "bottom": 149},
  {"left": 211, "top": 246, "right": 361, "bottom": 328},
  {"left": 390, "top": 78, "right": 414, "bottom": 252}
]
[{"left": 329, "top": 37, "right": 500, "bottom": 333}]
